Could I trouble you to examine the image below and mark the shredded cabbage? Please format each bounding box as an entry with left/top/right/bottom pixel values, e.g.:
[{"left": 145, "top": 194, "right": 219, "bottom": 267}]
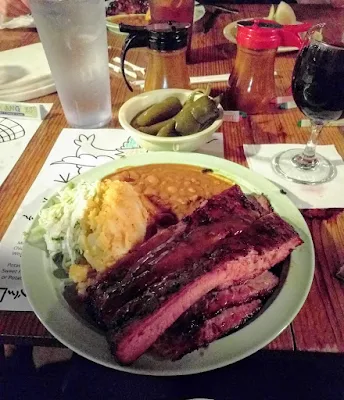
[{"left": 27, "top": 180, "right": 98, "bottom": 270}]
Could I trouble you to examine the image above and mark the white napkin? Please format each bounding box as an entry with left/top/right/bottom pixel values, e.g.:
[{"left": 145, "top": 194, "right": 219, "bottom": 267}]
[
  {"left": 0, "top": 14, "right": 34, "bottom": 29},
  {"left": 0, "top": 43, "right": 56, "bottom": 101},
  {"left": 243, "top": 144, "right": 344, "bottom": 209}
]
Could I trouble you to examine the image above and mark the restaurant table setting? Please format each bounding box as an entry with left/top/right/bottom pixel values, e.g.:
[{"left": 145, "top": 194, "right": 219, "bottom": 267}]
[
  {"left": 1, "top": 0, "right": 344, "bottom": 378},
  {"left": 0, "top": 127, "right": 223, "bottom": 311}
]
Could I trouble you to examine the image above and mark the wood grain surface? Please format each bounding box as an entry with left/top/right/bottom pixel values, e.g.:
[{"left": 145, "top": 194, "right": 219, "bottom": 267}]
[{"left": 0, "top": 5, "right": 343, "bottom": 354}]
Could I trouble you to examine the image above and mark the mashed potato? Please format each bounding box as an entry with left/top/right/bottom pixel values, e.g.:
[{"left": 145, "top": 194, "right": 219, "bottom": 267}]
[{"left": 79, "top": 179, "right": 148, "bottom": 272}]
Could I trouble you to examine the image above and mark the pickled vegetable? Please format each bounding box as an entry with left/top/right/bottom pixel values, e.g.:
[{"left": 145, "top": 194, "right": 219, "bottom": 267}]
[
  {"left": 157, "top": 120, "right": 176, "bottom": 137},
  {"left": 138, "top": 118, "right": 174, "bottom": 135},
  {"left": 174, "top": 106, "right": 201, "bottom": 135},
  {"left": 135, "top": 97, "right": 182, "bottom": 127},
  {"left": 130, "top": 91, "right": 221, "bottom": 138},
  {"left": 131, "top": 109, "right": 147, "bottom": 128},
  {"left": 190, "top": 96, "right": 220, "bottom": 125}
]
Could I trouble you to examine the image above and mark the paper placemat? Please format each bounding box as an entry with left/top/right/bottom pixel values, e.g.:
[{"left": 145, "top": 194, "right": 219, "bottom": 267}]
[
  {"left": 0, "top": 128, "right": 224, "bottom": 311},
  {"left": 0, "top": 102, "right": 53, "bottom": 186}
]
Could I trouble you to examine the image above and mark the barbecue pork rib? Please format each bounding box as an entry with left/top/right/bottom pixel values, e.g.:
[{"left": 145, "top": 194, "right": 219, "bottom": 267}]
[
  {"left": 152, "top": 299, "right": 262, "bottom": 360},
  {"left": 152, "top": 271, "right": 278, "bottom": 360},
  {"left": 108, "top": 213, "right": 302, "bottom": 364},
  {"left": 169, "top": 271, "right": 278, "bottom": 332},
  {"left": 87, "top": 185, "right": 269, "bottom": 326}
]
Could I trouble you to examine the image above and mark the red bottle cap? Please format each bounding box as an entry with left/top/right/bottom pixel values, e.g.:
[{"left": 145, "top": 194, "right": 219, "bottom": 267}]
[
  {"left": 237, "top": 19, "right": 281, "bottom": 50},
  {"left": 236, "top": 19, "right": 312, "bottom": 50}
]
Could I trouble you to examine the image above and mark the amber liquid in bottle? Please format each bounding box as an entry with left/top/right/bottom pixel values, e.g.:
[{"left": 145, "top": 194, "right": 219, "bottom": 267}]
[
  {"left": 149, "top": 0, "right": 194, "bottom": 62},
  {"left": 144, "top": 48, "right": 191, "bottom": 92},
  {"left": 226, "top": 46, "right": 276, "bottom": 114}
]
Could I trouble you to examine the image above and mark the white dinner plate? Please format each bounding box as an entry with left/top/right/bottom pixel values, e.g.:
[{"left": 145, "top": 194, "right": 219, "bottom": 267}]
[
  {"left": 223, "top": 19, "right": 301, "bottom": 53},
  {"left": 106, "top": 1, "right": 206, "bottom": 35},
  {"left": 21, "top": 152, "right": 314, "bottom": 376}
]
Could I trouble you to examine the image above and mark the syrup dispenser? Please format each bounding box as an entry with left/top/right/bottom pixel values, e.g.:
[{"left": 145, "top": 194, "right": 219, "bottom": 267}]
[{"left": 120, "top": 22, "right": 190, "bottom": 92}]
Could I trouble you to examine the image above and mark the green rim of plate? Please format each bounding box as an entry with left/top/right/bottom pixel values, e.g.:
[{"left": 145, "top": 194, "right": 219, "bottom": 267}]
[{"left": 21, "top": 152, "right": 314, "bottom": 376}]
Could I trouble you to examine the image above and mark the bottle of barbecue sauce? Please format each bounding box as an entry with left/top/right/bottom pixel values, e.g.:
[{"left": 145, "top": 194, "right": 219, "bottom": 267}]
[
  {"left": 119, "top": 22, "right": 190, "bottom": 92},
  {"left": 225, "top": 19, "right": 310, "bottom": 114}
]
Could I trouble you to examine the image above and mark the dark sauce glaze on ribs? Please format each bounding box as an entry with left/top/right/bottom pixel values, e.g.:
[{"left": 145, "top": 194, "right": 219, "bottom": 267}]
[
  {"left": 83, "top": 185, "right": 303, "bottom": 365},
  {"left": 152, "top": 271, "right": 279, "bottom": 360},
  {"left": 86, "top": 185, "right": 269, "bottom": 326}
]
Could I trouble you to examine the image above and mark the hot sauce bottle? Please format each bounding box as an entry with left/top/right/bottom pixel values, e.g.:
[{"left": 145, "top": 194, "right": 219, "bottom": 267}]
[{"left": 226, "top": 20, "right": 311, "bottom": 114}]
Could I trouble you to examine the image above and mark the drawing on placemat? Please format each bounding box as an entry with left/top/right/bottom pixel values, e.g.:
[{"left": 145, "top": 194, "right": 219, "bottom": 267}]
[
  {"left": 0, "top": 117, "right": 25, "bottom": 143},
  {"left": 0, "top": 288, "right": 7, "bottom": 303},
  {"left": 0, "top": 288, "right": 26, "bottom": 302},
  {"left": 50, "top": 133, "right": 147, "bottom": 183}
]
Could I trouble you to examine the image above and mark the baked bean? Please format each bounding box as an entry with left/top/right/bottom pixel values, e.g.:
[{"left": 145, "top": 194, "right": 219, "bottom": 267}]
[
  {"left": 145, "top": 175, "right": 159, "bottom": 185},
  {"left": 144, "top": 188, "right": 158, "bottom": 196},
  {"left": 104, "top": 164, "right": 232, "bottom": 219},
  {"left": 129, "top": 171, "right": 139, "bottom": 180},
  {"left": 167, "top": 186, "right": 177, "bottom": 194}
]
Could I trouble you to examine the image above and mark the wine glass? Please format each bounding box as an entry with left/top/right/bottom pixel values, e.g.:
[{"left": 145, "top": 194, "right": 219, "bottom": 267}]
[{"left": 272, "top": 23, "right": 344, "bottom": 185}]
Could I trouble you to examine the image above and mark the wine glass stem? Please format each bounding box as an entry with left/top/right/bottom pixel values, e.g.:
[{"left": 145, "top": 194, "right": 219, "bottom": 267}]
[{"left": 293, "top": 122, "right": 323, "bottom": 169}]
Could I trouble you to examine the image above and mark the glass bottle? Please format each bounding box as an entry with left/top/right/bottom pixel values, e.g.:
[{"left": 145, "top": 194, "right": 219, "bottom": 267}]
[
  {"left": 120, "top": 22, "right": 190, "bottom": 92},
  {"left": 148, "top": 0, "right": 194, "bottom": 62},
  {"left": 226, "top": 20, "right": 311, "bottom": 114},
  {"left": 226, "top": 20, "right": 280, "bottom": 114}
]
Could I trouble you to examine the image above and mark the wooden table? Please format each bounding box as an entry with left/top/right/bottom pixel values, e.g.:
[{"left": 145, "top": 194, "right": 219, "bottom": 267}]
[{"left": 1, "top": 4, "right": 344, "bottom": 353}]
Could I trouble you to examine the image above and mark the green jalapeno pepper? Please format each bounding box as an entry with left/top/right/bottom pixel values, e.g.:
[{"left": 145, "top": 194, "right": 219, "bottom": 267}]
[
  {"left": 190, "top": 96, "right": 220, "bottom": 125},
  {"left": 174, "top": 105, "right": 201, "bottom": 135},
  {"left": 137, "top": 118, "right": 174, "bottom": 135},
  {"left": 134, "top": 97, "right": 182, "bottom": 127},
  {"left": 174, "top": 94, "right": 220, "bottom": 135},
  {"left": 131, "top": 92, "right": 221, "bottom": 137},
  {"left": 156, "top": 119, "right": 176, "bottom": 137},
  {"left": 131, "top": 109, "right": 147, "bottom": 129}
]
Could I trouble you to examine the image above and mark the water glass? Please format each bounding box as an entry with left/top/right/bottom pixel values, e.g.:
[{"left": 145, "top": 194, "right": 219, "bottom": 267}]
[{"left": 29, "top": 0, "right": 112, "bottom": 128}]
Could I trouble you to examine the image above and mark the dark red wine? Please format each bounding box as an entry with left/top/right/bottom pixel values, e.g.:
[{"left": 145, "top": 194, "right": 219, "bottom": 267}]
[{"left": 292, "top": 43, "right": 344, "bottom": 121}]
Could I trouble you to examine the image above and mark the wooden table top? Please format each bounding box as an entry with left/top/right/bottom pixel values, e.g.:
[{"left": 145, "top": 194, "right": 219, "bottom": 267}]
[{"left": 0, "top": 4, "right": 344, "bottom": 353}]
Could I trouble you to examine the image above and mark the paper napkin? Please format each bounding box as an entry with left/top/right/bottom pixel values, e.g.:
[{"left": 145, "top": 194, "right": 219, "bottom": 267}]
[
  {"left": 243, "top": 144, "right": 344, "bottom": 209},
  {"left": 0, "top": 14, "right": 34, "bottom": 29},
  {"left": 0, "top": 43, "right": 56, "bottom": 101}
]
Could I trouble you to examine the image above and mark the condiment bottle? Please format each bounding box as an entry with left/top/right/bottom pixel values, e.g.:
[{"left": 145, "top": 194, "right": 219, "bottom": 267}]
[
  {"left": 120, "top": 22, "right": 190, "bottom": 92},
  {"left": 226, "top": 19, "right": 311, "bottom": 114}
]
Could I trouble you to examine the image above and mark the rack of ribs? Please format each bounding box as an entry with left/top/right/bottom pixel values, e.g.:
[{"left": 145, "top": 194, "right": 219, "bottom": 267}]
[{"left": 85, "top": 185, "right": 302, "bottom": 365}]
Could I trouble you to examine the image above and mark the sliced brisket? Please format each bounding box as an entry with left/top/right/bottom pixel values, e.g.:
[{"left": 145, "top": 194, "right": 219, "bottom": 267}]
[
  {"left": 108, "top": 213, "right": 302, "bottom": 364},
  {"left": 205, "top": 270, "right": 278, "bottom": 312},
  {"left": 169, "top": 270, "right": 279, "bottom": 332},
  {"left": 87, "top": 185, "right": 269, "bottom": 325},
  {"left": 151, "top": 271, "right": 278, "bottom": 360},
  {"left": 151, "top": 299, "right": 262, "bottom": 360}
]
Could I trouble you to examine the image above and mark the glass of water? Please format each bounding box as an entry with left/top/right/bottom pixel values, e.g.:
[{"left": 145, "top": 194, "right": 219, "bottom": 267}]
[{"left": 29, "top": 0, "right": 112, "bottom": 128}]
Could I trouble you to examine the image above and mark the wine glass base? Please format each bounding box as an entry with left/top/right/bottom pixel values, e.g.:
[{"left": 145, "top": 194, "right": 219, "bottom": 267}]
[{"left": 272, "top": 149, "right": 336, "bottom": 185}]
